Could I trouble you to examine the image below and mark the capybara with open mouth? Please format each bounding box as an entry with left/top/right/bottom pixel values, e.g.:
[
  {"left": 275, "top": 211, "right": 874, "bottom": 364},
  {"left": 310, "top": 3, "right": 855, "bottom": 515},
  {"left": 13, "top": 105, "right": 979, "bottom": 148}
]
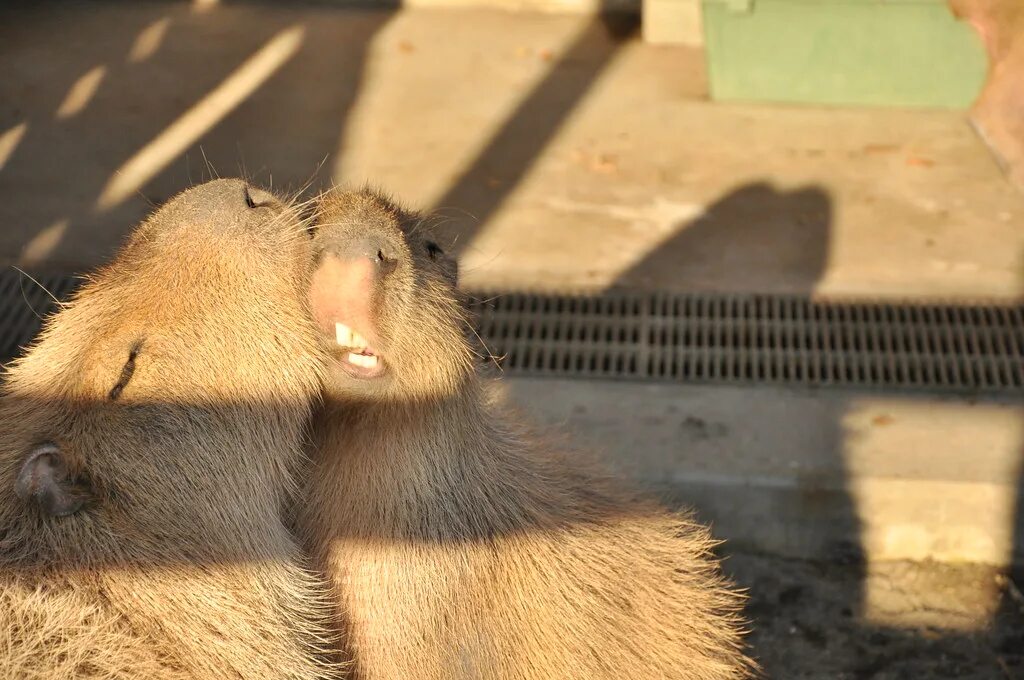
[{"left": 299, "top": 187, "right": 753, "bottom": 680}]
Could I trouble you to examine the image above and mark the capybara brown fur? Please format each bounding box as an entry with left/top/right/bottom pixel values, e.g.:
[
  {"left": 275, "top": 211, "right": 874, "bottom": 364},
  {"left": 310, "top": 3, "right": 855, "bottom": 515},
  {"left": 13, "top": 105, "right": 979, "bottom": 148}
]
[
  {"left": 299, "top": 188, "right": 753, "bottom": 680},
  {"left": 0, "top": 179, "right": 341, "bottom": 679}
]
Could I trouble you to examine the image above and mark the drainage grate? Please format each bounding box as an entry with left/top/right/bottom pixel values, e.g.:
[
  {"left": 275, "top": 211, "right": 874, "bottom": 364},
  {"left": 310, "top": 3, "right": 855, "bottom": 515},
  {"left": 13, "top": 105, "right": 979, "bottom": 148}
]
[
  {"left": 470, "top": 291, "right": 1024, "bottom": 394},
  {"left": 0, "top": 271, "right": 1021, "bottom": 394}
]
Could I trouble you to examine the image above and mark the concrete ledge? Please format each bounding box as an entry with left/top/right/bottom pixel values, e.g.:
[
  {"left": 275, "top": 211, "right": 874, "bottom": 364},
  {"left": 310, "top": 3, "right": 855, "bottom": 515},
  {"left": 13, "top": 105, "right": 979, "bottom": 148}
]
[
  {"left": 642, "top": 0, "right": 703, "bottom": 46},
  {"left": 501, "top": 377, "right": 1024, "bottom": 566}
]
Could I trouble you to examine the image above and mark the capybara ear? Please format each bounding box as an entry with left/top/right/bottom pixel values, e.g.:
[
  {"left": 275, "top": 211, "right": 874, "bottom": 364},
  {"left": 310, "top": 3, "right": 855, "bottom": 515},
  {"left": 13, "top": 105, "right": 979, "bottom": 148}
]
[{"left": 15, "top": 443, "right": 92, "bottom": 517}]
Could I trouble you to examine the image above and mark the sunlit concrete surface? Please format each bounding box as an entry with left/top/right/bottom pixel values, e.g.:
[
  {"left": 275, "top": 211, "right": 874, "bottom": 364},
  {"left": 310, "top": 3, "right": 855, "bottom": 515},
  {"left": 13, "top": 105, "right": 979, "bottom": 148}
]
[
  {"left": 857, "top": 560, "right": 1004, "bottom": 631},
  {"left": 18, "top": 219, "right": 69, "bottom": 267},
  {"left": 0, "top": 2, "right": 394, "bottom": 269},
  {"left": 1, "top": 1, "right": 1022, "bottom": 302},
  {"left": 127, "top": 17, "right": 172, "bottom": 63},
  {"left": 0, "top": 122, "right": 28, "bottom": 171},
  {"left": 54, "top": 65, "right": 107, "bottom": 120},
  {"left": 501, "top": 378, "right": 1023, "bottom": 566}
]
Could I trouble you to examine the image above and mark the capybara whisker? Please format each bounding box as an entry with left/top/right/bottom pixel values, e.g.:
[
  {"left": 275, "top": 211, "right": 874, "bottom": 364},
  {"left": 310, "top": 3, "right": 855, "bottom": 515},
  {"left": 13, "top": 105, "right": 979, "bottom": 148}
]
[{"left": 12, "top": 266, "right": 67, "bottom": 311}]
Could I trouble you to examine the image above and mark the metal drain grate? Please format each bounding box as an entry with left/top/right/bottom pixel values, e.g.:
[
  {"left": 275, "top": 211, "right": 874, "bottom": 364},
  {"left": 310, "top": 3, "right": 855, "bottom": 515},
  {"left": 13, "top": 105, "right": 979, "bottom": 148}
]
[
  {"left": 0, "top": 271, "right": 1021, "bottom": 394},
  {"left": 470, "top": 291, "right": 1024, "bottom": 393}
]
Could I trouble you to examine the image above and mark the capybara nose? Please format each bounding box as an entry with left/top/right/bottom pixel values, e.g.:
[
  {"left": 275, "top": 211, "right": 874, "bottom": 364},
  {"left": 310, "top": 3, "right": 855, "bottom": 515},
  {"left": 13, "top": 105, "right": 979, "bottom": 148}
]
[{"left": 335, "top": 235, "right": 398, "bottom": 278}]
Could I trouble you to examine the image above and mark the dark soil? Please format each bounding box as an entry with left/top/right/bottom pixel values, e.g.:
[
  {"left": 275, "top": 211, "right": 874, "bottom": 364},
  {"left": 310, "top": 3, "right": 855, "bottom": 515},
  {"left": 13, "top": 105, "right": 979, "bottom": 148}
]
[{"left": 727, "top": 553, "right": 1024, "bottom": 679}]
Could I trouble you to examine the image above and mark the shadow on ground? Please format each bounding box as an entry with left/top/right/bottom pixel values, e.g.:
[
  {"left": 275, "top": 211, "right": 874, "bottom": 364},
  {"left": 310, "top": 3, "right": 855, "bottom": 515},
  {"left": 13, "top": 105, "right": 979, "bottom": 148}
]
[
  {"left": 0, "top": 2, "right": 392, "bottom": 269},
  {"left": 429, "top": 13, "right": 641, "bottom": 253},
  {"left": 611, "top": 182, "right": 832, "bottom": 293}
]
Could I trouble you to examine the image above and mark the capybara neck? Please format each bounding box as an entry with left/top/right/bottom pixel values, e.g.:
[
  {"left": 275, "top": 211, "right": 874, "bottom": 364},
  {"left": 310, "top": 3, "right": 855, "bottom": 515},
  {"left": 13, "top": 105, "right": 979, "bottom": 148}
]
[{"left": 325, "top": 370, "right": 488, "bottom": 452}]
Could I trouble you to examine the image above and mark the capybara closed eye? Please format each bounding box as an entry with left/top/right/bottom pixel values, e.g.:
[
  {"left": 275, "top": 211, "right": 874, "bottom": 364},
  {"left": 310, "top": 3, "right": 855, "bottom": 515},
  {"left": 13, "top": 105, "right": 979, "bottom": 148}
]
[
  {"left": 0, "top": 179, "right": 341, "bottom": 679},
  {"left": 299, "top": 187, "right": 753, "bottom": 680}
]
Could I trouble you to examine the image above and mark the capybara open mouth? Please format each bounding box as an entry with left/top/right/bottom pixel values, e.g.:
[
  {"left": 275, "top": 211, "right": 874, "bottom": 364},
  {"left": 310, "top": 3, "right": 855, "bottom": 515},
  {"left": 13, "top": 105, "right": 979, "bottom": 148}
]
[{"left": 333, "top": 321, "right": 385, "bottom": 379}]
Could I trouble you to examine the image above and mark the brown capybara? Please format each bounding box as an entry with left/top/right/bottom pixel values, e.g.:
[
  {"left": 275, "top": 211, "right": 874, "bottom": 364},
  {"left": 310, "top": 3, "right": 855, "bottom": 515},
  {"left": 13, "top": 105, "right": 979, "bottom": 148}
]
[
  {"left": 299, "top": 188, "right": 754, "bottom": 680},
  {"left": 0, "top": 179, "right": 342, "bottom": 679}
]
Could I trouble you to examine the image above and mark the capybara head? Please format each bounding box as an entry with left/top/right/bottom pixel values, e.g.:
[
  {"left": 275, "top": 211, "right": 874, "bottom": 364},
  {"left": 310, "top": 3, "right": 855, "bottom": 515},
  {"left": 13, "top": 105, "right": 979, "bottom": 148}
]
[
  {"left": 0, "top": 178, "right": 324, "bottom": 567},
  {"left": 308, "top": 188, "right": 473, "bottom": 402}
]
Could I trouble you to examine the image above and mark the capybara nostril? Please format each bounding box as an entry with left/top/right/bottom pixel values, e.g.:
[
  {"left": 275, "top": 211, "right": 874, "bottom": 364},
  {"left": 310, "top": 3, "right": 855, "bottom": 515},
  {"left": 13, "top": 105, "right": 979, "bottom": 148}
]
[
  {"left": 325, "top": 234, "right": 400, "bottom": 278},
  {"left": 375, "top": 249, "right": 397, "bottom": 277}
]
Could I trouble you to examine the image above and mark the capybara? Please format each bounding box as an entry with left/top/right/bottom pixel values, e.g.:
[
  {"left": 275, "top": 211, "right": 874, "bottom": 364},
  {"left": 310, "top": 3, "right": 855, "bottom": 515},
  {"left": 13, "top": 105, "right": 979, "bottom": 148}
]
[
  {"left": 0, "top": 179, "right": 341, "bottom": 679},
  {"left": 299, "top": 188, "right": 753, "bottom": 680}
]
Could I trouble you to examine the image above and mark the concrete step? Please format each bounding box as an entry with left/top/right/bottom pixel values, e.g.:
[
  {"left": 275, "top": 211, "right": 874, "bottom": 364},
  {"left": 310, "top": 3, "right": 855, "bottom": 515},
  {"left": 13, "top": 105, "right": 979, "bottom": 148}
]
[{"left": 500, "top": 376, "right": 1024, "bottom": 566}]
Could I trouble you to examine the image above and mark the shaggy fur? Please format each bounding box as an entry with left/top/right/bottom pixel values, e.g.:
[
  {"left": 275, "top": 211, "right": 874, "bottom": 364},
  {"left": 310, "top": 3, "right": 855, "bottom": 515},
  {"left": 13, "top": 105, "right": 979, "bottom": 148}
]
[
  {"left": 0, "top": 179, "right": 341, "bottom": 679},
  {"left": 300, "top": 188, "right": 754, "bottom": 680}
]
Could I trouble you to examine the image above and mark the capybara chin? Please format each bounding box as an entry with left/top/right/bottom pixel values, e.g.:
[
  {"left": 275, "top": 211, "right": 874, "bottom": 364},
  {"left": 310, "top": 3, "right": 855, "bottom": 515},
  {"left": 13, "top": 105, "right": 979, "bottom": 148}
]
[
  {"left": 300, "top": 188, "right": 754, "bottom": 680},
  {"left": 0, "top": 179, "right": 341, "bottom": 679}
]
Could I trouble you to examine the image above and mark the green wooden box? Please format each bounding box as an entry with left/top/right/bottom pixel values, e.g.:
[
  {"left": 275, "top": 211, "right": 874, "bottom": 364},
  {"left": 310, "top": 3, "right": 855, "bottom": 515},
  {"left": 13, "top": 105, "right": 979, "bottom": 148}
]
[{"left": 702, "top": 0, "right": 988, "bottom": 108}]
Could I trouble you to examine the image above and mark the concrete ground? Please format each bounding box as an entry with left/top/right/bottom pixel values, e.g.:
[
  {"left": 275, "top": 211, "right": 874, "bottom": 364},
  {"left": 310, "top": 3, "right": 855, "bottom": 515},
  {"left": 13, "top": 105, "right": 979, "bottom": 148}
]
[
  {"left": 2, "top": 1, "right": 1023, "bottom": 676},
  {"left": 503, "top": 378, "right": 1024, "bottom": 567},
  {"left": 2, "top": 2, "right": 1022, "bottom": 300}
]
